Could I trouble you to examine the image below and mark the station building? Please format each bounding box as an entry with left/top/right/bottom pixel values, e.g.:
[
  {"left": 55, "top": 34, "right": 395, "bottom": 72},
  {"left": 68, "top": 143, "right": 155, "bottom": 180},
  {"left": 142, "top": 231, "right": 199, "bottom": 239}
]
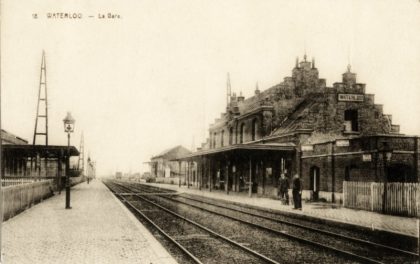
[
  {"left": 1, "top": 129, "right": 80, "bottom": 189},
  {"left": 177, "top": 55, "right": 419, "bottom": 203},
  {"left": 149, "top": 145, "right": 191, "bottom": 180}
]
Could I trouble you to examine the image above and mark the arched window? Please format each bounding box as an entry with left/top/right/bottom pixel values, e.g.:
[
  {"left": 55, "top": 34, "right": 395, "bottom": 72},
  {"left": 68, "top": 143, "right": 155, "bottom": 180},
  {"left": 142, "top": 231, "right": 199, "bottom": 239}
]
[
  {"left": 213, "top": 132, "right": 217, "bottom": 148},
  {"left": 240, "top": 123, "right": 245, "bottom": 143},
  {"left": 229, "top": 127, "right": 233, "bottom": 145},
  {"left": 221, "top": 130, "right": 225, "bottom": 147},
  {"left": 252, "top": 118, "right": 258, "bottom": 141}
]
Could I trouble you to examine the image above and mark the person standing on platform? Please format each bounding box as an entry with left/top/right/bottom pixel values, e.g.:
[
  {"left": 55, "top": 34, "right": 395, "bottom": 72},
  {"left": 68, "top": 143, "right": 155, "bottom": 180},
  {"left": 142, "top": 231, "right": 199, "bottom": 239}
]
[
  {"left": 278, "top": 173, "right": 289, "bottom": 205},
  {"left": 292, "top": 174, "right": 302, "bottom": 210}
]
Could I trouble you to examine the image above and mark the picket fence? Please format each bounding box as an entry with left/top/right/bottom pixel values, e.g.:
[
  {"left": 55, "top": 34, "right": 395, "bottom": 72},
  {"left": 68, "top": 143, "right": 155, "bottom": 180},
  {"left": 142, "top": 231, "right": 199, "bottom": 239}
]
[
  {"left": 343, "top": 181, "right": 420, "bottom": 217},
  {"left": 2, "top": 180, "right": 53, "bottom": 220}
]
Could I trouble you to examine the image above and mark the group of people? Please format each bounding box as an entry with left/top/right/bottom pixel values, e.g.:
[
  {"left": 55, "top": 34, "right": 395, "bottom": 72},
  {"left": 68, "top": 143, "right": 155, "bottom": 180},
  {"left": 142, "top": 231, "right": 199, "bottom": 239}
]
[{"left": 278, "top": 173, "right": 302, "bottom": 210}]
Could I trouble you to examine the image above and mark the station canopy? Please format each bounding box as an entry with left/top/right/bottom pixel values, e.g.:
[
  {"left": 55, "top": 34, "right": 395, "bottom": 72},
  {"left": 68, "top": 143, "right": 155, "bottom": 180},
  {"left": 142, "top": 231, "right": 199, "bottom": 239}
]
[
  {"left": 173, "top": 142, "right": 296, "bottom": 161},
  {"left": 2, "top": 144, "right": 80, "bottom": 157}
]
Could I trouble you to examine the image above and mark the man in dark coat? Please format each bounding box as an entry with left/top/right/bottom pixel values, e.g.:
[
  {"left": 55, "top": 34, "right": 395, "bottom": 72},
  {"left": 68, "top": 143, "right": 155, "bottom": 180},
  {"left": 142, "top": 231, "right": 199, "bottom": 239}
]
[
  {"left": 278, "top": 173, "right": 289, "bottom": 205},
  {"left": 292, "top": 174, "right": 302, "bottom": 210}
]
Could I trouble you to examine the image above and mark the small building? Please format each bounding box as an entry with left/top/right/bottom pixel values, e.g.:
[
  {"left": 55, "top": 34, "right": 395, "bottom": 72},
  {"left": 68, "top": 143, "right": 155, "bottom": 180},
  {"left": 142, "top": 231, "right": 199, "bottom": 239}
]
[
  {"left": 149, "top": 145, "right": 191, "bottom": 181},
  {"left": 1, "top": 129, "right": 80, "bottom": 190},
  {"left": 176, "top": 55, "right": 419, "bottom": 203}
]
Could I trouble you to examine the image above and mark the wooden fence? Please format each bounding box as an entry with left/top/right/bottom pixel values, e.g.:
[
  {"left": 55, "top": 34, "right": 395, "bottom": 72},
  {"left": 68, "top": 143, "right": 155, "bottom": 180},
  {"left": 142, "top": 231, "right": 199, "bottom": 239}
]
[
  {"left": 2, "top": 180, "right": 54, "bottom": 220},
  {"left": 343, "top": 181, "right": 420, "bottom": 217}
]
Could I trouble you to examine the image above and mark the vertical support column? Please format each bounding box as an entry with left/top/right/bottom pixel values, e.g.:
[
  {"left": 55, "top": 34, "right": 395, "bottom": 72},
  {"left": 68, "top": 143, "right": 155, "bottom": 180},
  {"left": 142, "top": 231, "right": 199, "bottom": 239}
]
[
  {"left": 208, "top": 158, "right": 212, "bottom": 192},
  {"left": 2, "top": 153, "right": 6, "bottom": 177},
  {"left": 248, "top": 157, "right": 252, "bottom": 197},
  {"left": 178, "top": 161, "right": 182, "bottom": 187},
  {"left": 331, "top": 142, "right": 336, "bottom": 203},
  {"left": 299, "top": 150, "right": 303, "bottom": 179},
  {"left": 45, "top": 155, "right": 48, "bottom": 179},
  {"left": 231, "top": 158, "right": 237, "bottom": 192},
  {"left": 414, "top": 137, "right": 419, "bottom": 182},
  {"left": 261, "top": 160, "right": 265, "bottom": 195},
  {"left": 29, "top": 155, "right": 33, "bottom": 177},
  {"left": 24, "top": 158, "right": 28, "bottom": 176},
  {"left": 374, "top": 137, "right": 379, "bottom": 182},
  {"left": 11, "top": 157, "right": 15, "bottom": 177},
  {"left": 21, "top": 157, "right": 25, "bottom": 177},
  {"left": 294, "top": 148, "right": 303, "bottom": 179},
  {"left": 57, "top": 156, "right": 62, "bottom": 193},
  {"left": 226, "top": 160, "right": 230, "bottom": 195},
  {"left": 255, "top": 160, "right": 259, "bottom": 194},
  {"left": 197, "top": 157, "right": 203, "bottom": 191},
  {"left": 187, "top": 160, "right": 190, "bottom": 188},
  {"left": 58, "top": 149, "right": 63, "bottom": 193},
  {"left": 37, "top": 154, "right": 41, "bottom": 181}
]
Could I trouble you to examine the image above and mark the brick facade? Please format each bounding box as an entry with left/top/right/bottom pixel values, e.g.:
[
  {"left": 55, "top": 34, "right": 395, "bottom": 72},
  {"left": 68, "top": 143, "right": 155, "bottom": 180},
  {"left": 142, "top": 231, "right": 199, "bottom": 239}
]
[{"left": 181, "top": 55, "right": 418, "bottom": 202}]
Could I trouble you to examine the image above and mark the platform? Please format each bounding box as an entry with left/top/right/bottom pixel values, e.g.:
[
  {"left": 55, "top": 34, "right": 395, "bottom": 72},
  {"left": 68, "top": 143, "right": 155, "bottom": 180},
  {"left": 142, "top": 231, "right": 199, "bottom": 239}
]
[
  {"left": 145, "top": 182, "right": 419, "bottom": 238},
  {"left": 2, "top": 180, "right": 177, "bottom": 264}
]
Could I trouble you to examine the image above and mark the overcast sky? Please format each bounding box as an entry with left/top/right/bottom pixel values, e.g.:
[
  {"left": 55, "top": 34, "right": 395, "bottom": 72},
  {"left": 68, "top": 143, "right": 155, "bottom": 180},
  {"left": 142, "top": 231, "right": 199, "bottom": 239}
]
[{"left": 1, "top": 0, "right": 420, "bottom": 176}]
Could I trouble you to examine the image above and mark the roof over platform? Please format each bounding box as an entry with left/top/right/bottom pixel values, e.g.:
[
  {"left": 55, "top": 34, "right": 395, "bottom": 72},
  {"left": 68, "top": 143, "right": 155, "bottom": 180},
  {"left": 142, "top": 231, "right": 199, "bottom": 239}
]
[
  {"left": 174, "top": 142, "right": 296, "bottom": 160},
  {"left": 2, "top": 144, "right": 80, "bottom": 157}
]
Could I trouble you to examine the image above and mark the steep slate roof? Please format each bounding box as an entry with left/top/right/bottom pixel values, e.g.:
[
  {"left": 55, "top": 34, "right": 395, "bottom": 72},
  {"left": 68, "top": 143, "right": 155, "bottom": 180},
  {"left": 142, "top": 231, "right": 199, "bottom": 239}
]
[
  {"left": 151, "top": 145, "right": 191, "bottom": 160},
  {"left": 271, "top": 96, "right": 320, "bottom": 136}
]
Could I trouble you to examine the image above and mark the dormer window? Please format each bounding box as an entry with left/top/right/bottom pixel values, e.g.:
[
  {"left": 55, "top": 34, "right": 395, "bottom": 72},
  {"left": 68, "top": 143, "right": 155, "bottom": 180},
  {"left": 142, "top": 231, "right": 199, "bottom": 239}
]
[{"left": 344, "top": 109, "right": 358, "bottom": 132}]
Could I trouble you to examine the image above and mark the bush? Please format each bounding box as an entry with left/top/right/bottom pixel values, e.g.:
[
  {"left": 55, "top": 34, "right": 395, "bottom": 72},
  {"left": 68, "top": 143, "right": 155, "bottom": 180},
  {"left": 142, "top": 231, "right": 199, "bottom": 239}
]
[{"left": 145, "top": 177, "right": 156, "bottom": 183}]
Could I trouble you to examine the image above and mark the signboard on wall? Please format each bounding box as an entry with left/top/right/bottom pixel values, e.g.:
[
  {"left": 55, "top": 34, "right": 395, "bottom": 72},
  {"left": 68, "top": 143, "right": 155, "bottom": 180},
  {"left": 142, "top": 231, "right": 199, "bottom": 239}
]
[
  {"left": 338, "top": 94, "right": 364, "bottom": 102},
  {"left": 362, "top": 154, "right": 372, "bottom": 162},
  {"left": 301, "top": 145, "right": 313, "bottom": 151},
  {"left": 336, "top": 139, "right": 350, "bottom": 147}
]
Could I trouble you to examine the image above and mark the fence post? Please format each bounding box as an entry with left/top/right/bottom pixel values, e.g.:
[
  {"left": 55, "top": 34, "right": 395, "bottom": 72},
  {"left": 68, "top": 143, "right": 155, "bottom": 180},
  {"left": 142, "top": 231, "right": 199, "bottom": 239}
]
[
  {"left": 343, "top": 181, "right": 346, "bottom": 207},
  {"left": 370, "top": 182, "right": 374, "bottom": 211}
]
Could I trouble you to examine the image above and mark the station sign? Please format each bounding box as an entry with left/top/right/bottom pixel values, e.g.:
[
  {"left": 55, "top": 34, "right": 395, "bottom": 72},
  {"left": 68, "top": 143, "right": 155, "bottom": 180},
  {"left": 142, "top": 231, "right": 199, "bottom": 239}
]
[
  {"left": 362, "top": 154, "right": 372, "bottom": 162},
  {"left": 301, "top": 145, "right": 313, "bottom": 151},
  {"left": 336, "top": 139, "right": 350, "bottom": 147},
  {"left": 338, "top": 94, "right": 364, "bottom": 102}
]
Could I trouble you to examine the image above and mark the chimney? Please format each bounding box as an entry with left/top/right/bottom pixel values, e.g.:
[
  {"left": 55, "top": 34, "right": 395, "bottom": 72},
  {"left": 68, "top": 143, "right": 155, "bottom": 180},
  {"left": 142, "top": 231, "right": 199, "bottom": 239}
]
[
  {"left": 255, "top": 82, "right": 260, "bottom": 95},
  {"left": 237, "top": 91, "right": 245, "bottom": 102}
]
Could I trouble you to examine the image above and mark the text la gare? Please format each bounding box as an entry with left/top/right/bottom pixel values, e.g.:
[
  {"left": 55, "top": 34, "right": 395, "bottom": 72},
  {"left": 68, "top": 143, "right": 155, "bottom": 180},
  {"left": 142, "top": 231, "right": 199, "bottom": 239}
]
[{"left": 98, "top": 13, "right": 121, "bottom": 19}]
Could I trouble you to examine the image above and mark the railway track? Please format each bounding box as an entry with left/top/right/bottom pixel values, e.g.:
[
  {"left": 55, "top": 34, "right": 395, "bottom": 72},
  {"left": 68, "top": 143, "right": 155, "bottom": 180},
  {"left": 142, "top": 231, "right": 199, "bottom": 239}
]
[
  {"left": 107, "top": 180, "right": 419, "bottom": 263},
  {"left": 132, "top": 183, "right": 419, "bottom": 252},
  {"left": 104, "top": 181, "right": 280, "bottom": 264}
]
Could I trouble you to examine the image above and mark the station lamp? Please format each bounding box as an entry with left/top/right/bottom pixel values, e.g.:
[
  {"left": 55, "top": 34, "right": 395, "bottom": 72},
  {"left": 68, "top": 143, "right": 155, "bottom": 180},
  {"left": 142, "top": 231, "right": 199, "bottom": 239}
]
[{"left": 63, "top": 112, "right": 75, "bottom": 209}]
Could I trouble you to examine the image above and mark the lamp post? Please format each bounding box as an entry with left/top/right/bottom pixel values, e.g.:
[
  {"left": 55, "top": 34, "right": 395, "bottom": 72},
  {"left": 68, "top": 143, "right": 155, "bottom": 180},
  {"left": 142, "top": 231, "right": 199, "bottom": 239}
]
[
  {"left": 381, "top": 142, "right": 393, "bottom": 214},
  {"left": 63, "top": 112, "right": 75, "bottom": 209}
]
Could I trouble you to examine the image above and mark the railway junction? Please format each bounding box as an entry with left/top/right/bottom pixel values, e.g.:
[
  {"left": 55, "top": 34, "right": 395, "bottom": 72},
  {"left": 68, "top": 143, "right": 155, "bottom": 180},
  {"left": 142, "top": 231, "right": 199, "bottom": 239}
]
[{"left": 2, "top": 179, "right": 418, "bottom": 264}]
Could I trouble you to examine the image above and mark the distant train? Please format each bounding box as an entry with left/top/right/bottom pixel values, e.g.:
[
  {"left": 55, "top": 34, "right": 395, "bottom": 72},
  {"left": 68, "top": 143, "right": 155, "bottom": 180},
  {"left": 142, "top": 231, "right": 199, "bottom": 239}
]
[{"left": 115, "top": 172, "right": 122, "bottom": 179}]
